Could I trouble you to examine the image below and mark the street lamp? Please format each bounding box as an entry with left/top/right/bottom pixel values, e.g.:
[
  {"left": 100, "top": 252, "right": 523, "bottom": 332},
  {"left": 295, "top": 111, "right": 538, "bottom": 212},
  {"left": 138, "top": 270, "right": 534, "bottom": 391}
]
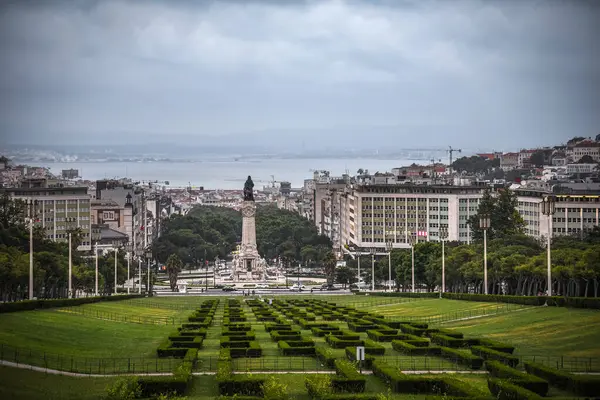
[
  {"left": 479, "top": 214, "right": 491, "bottom": 295},
  {"left": 370, "top": 247, "right": 376, "bottom": 291},
  {"left": 439, "top": 226, "right": 448, "bottom": 298},
  {"left": 541, "top": 195, "right": 556, "bottom": 297},
  {"left": 145, "top": 248, "right": 153, "bottom": 295},
  {"left": 25, "top": 199, "right": 38, "bottom": 300},
  {"left": 126, "top": 248, "right": 130, "bottom": 294},
  {"left": 94, "top": 242, "right": 99, "bottom": 296},
  {"left": 408, "top": 232, "right": 416, "bottom": 293},
  {"left": 385, "top": 238, "right": 393, "bottom": 291},
  {"left": 114, "top": 247, "right": 119, "bottom": 295},
  {"left": 137, "top": 253, "right": 142, "bottom": 294}
]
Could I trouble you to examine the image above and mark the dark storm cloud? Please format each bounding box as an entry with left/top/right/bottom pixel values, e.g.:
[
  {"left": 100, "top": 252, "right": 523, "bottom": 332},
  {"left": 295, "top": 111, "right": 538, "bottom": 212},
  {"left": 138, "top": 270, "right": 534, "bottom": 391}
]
[{"left": 0, "top": 0, "right": 598, "bottom": 149}]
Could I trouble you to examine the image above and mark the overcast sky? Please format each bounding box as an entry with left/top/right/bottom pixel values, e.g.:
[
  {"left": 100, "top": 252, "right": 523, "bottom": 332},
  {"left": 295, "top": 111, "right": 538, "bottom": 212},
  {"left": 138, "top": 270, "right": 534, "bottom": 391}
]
[{"left": 0, "top": 0, "right": 598, "bottom": 151}]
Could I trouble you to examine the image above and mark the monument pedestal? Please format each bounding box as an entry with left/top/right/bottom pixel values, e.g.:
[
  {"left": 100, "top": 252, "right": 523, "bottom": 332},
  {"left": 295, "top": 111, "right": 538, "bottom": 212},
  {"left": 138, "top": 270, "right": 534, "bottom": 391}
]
[{"left": 233, "top": 200, "right": 264, "bottom": 280}]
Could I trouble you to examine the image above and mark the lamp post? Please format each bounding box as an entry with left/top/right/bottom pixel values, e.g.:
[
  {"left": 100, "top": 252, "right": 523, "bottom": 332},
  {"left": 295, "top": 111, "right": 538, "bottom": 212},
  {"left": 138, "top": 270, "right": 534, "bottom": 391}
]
[
  {"left": 146, "top": 248, "right": 152, "bottom": 295},
  {"left": 385, "top": 238, "right": 393, "bottom": 291},
  {"left": 479, "top": 214, "right": 491, "bottom": 295},
  {"left": 114, "top": 247, "right": 119, "bottom": 295},
  {"left": 408, "top": 232, "right": 416, "bottom": 293},
  {"left": 204, "top": 248, "right": 208, "bottom": 292},
  {"left": 357, "top": 250, "right": 361, "bottom": 288},
  {"left": 370, "top": 247, "right": 376, "bottom": 291},
  {"left": 94, "top": 242, "right": 99, "bottom": 296},
  {"left": 68, "top": 232, "right": 72, "bottom": 298},
  {"left": 126, "top": 250, "right": 130, "bottom": 294},
  {"left": 26, "top": 199, "right": 38, "bottom": 300},
  {"left": 439, "top": 226, "right": 448, "bottom": 298},
  {"left": 541, "top": 195, "right": 556, "bottom": 297},
  {"left": 138, "top": 255, "right": 142, "bottom": 294}
]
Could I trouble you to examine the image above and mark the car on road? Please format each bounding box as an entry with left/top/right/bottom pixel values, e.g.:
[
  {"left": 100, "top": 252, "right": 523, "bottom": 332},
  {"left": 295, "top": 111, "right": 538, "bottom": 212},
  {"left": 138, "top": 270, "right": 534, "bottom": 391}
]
[
  {"left": 255, "top": 283, "right": 269, "bottom": 289},
  {"left": 222, "top": 286, "right": 236, "bottom": 292},
  {"left": 320, "top": 283, "right": 342, "bottom": 291},
  {"left": 289, "top": 284, "right": 306, "bottom": 291}
]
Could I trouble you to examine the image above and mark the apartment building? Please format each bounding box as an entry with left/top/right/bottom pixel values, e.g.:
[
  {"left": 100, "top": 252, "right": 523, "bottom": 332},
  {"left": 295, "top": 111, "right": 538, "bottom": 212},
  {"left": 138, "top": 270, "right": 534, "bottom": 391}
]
[
  {"left": 566, "top": 139, "right": 600, "bottom": 162},
  {"left": 341, "top": 183, "right": 489, "bottom": 250},
  {"left": 500, "top": 153, "right": 519, "bottom": 170},
  {"left": 1, "top": 183, "right": 93, "bottom": 251},
  {"left": 516, "top": 184, "right": 600, "bottom": 239}
]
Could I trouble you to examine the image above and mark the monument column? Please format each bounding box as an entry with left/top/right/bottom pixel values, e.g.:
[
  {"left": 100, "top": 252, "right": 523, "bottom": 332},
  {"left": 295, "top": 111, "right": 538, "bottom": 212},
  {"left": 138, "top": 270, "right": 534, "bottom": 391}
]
[{"left": 241, "top": 201, "right": 259, "bottom": 271}]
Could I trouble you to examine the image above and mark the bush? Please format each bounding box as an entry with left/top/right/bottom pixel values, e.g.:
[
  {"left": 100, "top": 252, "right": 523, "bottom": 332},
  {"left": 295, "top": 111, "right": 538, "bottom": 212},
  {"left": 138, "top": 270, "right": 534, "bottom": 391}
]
[
  {"left": 332, "top": 359, "right": 366, "bottom": 393},
  {"left": 278, "top": 341, "right": 316, "bottom": 356},
  {"left": 315, "top": 347, "right": 336, "bottom": 368},
  {"left": 485, "top": 360, "right": 548, "bottom": 396},
  {"left": 138, "top": 375, "right": 189, "bottom": 398},
  {"left": 326, "top": 336, "right": 364, "bottom": 349},
  {"left": 217, "top": 376, "right": 265, "bottom": 397},
  {"left": 429, "top": 333, "right": 469, "bottom": 348},
  {"left": 443, "top": 293, "right": 600, "bottom": 309},
  {"left": 106, "top": 376, "right": 141, "bottom": 400},
  {"left": 487, "top": 378, "right": 543, "bottom": 400},
  {"left": 398, "top": 324, "right": 427, "bottom": 336},
  {"left": 524, "top": 362, "right": 600, "bottom": 396},
  {"left": 439, "top": 347, "right": 484, "bottom": 370},
  {"left": 264, "top": 323, "right": 293, "bottom": 332},
  {"left": 305, "top": 374, "right": 333, "bottom": 398},
  {"left": 471, "top": 346, "right": 519, "bottom": 367},
  {"left": 391, "top": 340, "right": 441, "bottom": 356},
  {"left": 0, "top": 294, "right": 144, "bottom": 313}
]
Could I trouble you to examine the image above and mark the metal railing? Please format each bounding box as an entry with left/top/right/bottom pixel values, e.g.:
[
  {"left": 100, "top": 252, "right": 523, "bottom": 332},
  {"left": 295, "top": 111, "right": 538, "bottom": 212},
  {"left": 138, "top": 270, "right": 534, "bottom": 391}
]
[{"left": 0, "top": 343, "right": 180, "bottom": 374}]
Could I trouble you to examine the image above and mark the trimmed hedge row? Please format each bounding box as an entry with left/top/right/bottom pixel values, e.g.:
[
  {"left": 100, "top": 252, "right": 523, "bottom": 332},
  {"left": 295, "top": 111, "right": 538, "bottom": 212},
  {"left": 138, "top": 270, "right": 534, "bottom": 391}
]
[
  {"left": 372, "top": 359, "right": 484, "bottom": 397},
  {"left": 443, "top": 293, "right": 600, "bottom": 309},
  {"left": 486, "top": 360, "right": 548, "bottom": 396},
  {"left": 471, "top": 346, "right": 519, "bottom": 368},
  {"left": 278, "top": 340, "right": 316, "bottom": 356},
  {"left": 524, "top": 361, "right": 600, "bottom": 396},
  {"left": 0, "top": 294, "right": 144, "bottom": 313},
  {"left": 439, "top": 347, "right": 484, "bottom": 370}
]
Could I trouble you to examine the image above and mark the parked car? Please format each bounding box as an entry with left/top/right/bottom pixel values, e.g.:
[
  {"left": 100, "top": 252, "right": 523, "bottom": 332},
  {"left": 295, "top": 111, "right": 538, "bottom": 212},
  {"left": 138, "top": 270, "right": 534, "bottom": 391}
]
[{"left": 255, "top": 283, "right": 269, "bottom": 289}]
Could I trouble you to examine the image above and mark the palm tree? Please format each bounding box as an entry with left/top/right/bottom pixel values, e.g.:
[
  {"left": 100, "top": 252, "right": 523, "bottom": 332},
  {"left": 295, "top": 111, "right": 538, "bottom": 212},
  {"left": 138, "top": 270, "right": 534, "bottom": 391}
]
[
  {"left": 165, "top": 254, "right": 183, "bottom": 292},
  {"left": 323, "top": 251, "right": 337, "bottom": 285}
]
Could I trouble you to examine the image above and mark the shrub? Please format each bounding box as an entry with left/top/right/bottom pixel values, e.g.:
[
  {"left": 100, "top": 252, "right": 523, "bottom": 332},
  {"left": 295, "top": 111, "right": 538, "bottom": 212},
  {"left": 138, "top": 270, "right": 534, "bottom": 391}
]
[
  {"left": 278, "top": 341, "right": 316, "bottom": 356},
  {"left": 391, "top": 340, "right": 441, "bottom": 356},
  {"left": 439, "top": 347, "right": 484, "bottom": 370},
  {"left": 487, "top": 378, "right": 543, "bottom": 400},
  {"left": 138, "top": 375, "right": 189, "bottom": 398},
  {"left": 399, "top": 324, "right": 427, "bottom": 337},
  {"left": 332, "top": 359, "right": 366, "bottom": 393},
  {"left": 262, "top": 375, "right": 289, "bottom": 400},
  {"left": 326, "top": 336, "right": 364, "bottom": 349},
  {"left": 485, "top": 360, "right": 548, "bottom": 396},
  {"left": 471, "top": 346, "right": 519, "bottom": 367},
  {"left": 305, "top": 374, "right": 333, "bottom": 398},
  {"left": 315, "top": 347, "right": 336, "bottom": 368},
  {"left": 524, "top": 362, "right": 600, "bottom": 397},
  {"left": 105, "top": 376, "right": 141, "bottom": 400}
]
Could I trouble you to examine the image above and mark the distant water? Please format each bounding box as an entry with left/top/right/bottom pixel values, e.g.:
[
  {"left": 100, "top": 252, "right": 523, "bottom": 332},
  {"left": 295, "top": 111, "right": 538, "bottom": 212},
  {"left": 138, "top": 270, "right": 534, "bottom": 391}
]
[{"left": 33, "top": 158, "right": 413, "bottom": 189}]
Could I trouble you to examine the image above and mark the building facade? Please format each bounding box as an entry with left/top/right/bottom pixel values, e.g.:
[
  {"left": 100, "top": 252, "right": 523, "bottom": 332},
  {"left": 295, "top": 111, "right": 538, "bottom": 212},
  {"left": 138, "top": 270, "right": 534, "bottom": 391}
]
[{"left": 1, "top": 185, "right": 92, "bottom": 251}]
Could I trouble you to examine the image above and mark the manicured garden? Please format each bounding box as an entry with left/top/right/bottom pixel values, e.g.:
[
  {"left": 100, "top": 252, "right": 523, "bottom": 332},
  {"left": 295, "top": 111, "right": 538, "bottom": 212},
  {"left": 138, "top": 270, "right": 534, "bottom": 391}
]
[{"left": 1, "top": 295, "right": 600, "bottom": 399}]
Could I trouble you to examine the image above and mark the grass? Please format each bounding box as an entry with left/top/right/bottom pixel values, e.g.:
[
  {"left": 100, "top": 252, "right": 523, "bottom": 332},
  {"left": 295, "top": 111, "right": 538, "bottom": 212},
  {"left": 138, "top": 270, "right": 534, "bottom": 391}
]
[
  {"left": 0, "top": 309, "right": 177, "bottom": 358},
  {"left": 443, "top": 306, "right": 600, "bottom": 357},
  {"left": 0, "top": 366, "right": 112, "bottom": 400}
]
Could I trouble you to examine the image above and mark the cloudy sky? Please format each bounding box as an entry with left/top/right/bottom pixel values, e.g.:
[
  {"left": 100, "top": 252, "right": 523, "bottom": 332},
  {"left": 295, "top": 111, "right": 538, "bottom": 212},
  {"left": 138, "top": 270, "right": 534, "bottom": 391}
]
[{"left": 0, "top": 0, "right": 598, "bottom": 151}]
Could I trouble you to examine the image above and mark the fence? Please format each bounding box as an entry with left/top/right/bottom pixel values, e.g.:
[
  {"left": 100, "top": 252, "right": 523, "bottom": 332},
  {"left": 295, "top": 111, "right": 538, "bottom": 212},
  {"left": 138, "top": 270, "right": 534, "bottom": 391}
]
[
  {"left": 2, "top": 342, "right": 599, "bottom": 375},
  {"left": 53, "top": 307, "right": 185, "bottom": 325},
  {"left": 385, "top": 303, "right": 528, "bottom": 325},
  {"left": 0, "top": 343, "right": 180, "bottom": 374}
]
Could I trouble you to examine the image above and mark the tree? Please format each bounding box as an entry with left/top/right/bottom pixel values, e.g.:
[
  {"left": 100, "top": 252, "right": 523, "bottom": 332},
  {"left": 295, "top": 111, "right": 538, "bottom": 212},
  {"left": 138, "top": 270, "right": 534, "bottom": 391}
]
[
  {"left": 468, "top": 188, "right": 525, "bottom": 240},
  {"left": 578, "top": 155, "right": 595, "bottom": 164},
  {"left": 529, "top": 151, "right": 545, "bottom": 167},
  {"left": 335, "top": 266, "right": 355, "bottom": 288},
  {"left": 165, "top": 254, "right": 183, "bottom": 292},
  {"left": 323, "top": 251, "right": 337, "bottom": 285},
  {"left": 0, "top": 193, "right": 25, "bottom": 230}
]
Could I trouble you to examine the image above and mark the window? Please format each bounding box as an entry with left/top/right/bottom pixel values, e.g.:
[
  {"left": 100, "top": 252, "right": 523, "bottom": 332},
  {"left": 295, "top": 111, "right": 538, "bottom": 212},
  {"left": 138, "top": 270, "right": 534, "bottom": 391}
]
[{"left": 103, "top": 211, "right": 116, "bottom": 221}]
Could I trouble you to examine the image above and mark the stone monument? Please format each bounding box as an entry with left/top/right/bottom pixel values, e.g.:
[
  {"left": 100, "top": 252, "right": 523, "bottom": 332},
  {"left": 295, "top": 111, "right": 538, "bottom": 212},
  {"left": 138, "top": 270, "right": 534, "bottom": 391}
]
[{"left": 232, "top": 176, "right": 265, "bottom": 280}]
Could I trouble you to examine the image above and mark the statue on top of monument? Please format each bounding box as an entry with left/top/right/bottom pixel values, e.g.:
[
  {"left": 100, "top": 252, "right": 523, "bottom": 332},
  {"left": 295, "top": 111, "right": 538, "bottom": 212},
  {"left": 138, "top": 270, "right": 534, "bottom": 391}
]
[{"left": 243, "top": 175, "right": 255, "bottom": 201}]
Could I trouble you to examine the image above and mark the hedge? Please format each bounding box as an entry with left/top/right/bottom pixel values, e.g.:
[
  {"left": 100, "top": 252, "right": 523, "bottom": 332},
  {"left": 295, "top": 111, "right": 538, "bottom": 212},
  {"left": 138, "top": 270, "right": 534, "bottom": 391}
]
[
  {"left": 439, "top": 347, "right": 484, "bottom": 370},
  {"left": 138, "top": 374, "right": 190, "bottom": 397},
  {"left": 327, "top": 331, "right": 361, "bottom": 340},
  {"left": 391, "top": 340, "right": 441, "bottom": 356},
  {"left": 311, "top": 326, "right": 341, "bottom": 336},
  {"left": 442, "top": 293, "right": 600, "bottom": 309},
  {"left": 485, "top": 360, "right": 548, "bottom": 396},
  {"left": 332, "top": 359, "right": 366, "bottom": 393},
  {"left": 264, "top": 323, "right": 293, "bottom": 332},
  {"left": 326, "top": 336, "right": 364, "bottom": 349},
  {"left": 524, "top": 362, "right": 600, "bottom": 397},
  {"left": 278, "top": 341, "right": 316, "bottom": 356},
  {"left": 271, "top": 331, "right": 302, "bottom": 342},
  {"left": 487, "top": 378, "right": 543, "bottom": 400},
  {"left": 399, "top": 324, "right": 428, "bottom": 336},
  {"left": 315, "top": 347, "right": 336, "bottom": 368},
  {"left": 372, "top": 359, "right": 482, "bottom": 396},
  {"left": 0, "top": 294, "right": 144, "bottom": 313},
  {"left": 354, "top": 292, "right": 440, "bottom": 298},
  {"left": 471, "top": 346, "right": 519, "bottom": 367}
]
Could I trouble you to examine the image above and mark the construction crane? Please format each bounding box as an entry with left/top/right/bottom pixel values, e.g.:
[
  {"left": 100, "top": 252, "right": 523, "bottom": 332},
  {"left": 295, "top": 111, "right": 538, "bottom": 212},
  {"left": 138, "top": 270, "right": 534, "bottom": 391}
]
[{"left": 447, "top": 146, "right": 462, "bottom": 166}]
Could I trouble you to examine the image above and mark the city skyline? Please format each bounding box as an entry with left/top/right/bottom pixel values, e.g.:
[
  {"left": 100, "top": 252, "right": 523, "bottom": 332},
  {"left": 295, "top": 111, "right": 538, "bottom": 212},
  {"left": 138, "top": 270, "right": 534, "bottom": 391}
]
[{"left": 0, "top": 0, "right": 599, "bottom": 151}]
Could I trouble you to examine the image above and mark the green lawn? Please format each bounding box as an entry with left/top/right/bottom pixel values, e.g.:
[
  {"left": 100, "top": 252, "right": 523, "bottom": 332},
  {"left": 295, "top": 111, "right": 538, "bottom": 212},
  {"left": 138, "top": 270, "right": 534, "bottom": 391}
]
[
  {"left": 0, "top": 309, "right": 175, "bottom": 358},
  {"left": 0, "top": 366, "right": 112, "bottom": 400},
  {"left": 54, "top": 301, "right": 193, "bottom": 324},
  {"left": 443, "top": 306, "right": 600, "bottom": 357}
]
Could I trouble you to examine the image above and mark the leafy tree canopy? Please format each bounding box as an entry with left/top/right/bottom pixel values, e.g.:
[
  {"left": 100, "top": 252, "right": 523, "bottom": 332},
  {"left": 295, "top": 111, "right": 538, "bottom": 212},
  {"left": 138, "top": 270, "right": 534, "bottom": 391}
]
[{"left": 451, "top": 156, "right": 499, "bottom": 174}]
